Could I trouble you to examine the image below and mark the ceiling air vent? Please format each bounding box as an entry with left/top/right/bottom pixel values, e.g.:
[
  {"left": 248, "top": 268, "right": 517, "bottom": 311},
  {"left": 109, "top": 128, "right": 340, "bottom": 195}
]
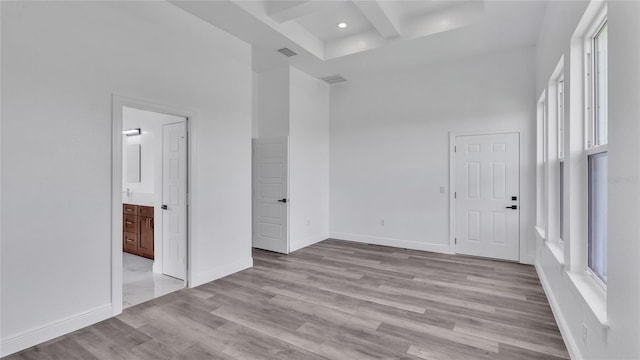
[
  {"left": 277, "top": 47, "right": 298, "bottom": 57},
  {"left": 321, "top": 74, "right": 347, "bottom": 84}
]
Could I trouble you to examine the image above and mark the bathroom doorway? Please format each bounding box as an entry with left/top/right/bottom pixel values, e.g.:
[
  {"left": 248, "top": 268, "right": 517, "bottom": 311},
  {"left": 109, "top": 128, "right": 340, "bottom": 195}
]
[{"left": 111, "top": 96, "right": 191, "bottom": 313}]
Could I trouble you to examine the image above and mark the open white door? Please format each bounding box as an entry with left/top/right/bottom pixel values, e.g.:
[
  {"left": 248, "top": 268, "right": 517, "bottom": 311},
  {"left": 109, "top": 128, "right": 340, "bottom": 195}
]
[
  {"left": 162, "top": 121, "right": 187, "bottom": 280},
  {"left": 252, "top": 137, "right": 289, "bottom": 254},
  {"left": 455, "top": 133, "right": 520, "bottom": 261}
]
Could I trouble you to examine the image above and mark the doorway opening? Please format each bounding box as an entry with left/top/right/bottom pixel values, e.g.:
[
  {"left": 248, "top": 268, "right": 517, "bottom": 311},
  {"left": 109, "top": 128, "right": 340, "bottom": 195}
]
[{"left": 112, "top": 96, "right": 191, "bottom": 313}]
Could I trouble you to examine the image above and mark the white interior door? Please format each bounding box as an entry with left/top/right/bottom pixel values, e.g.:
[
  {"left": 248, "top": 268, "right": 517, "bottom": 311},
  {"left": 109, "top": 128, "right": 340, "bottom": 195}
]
[
  {"left": 252, "top": 137, "right": 288, "bottom": 254},
  {"left": 162, "top": 121, "right": 187, "bottom": 280},
  {"left": 455, "top": 133, "right": 520, "bottom": 261}
]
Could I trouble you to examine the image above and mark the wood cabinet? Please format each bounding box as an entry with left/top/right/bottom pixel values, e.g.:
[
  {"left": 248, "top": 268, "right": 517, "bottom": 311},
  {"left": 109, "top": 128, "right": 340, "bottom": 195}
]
[{"left": 123, "top": 204, "right": 154, "bottom": 259}]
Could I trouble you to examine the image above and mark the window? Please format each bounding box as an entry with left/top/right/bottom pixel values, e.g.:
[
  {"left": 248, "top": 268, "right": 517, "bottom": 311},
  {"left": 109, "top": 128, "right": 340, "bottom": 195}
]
[
  {"left": 542, "top": 98, "right": 548, "bottom": 227},
  {"left": 559, "top": 161, "right": 565, "bottom": 242},
  {"left": 588, "top": 152, "right": 607, "bottom": 283},
  {"left": 586, "top": 20, "right": 608, "bottom": 285},
  {"left": 594, "top": 23, "right": 608, "bottom": 146},
  {"left": 558, "top": 78, "right": 565, "bottom": 160},
  {"left": 557, "top": 77, "right": 565, "bottom": 243},
  {"left": 536, "top": 93, "right": 548, "bottom": 232}
]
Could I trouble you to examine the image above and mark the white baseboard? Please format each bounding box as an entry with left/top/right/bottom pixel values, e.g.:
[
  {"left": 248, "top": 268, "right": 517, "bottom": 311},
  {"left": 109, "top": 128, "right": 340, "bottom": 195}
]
[
  {"left": 1, "top": 304, "right": 113, "bottom": 358},
  {"left": 290, "top": 234, "right": 328, "bottom": 253},
  {"left": 521, "top": 253, "right": 535, "bottom": 265},
  {"left": 535, "top": 261, "right": 581, "bottom": 360},
  {"left": 190, "top": 257, "right": 253, "bottom": 288},
  {"left": 152, "top": 260, "right": 162, "bottom": 274},
  {"left": 330, "top": 232, "right": 452, "bottom": 254}
]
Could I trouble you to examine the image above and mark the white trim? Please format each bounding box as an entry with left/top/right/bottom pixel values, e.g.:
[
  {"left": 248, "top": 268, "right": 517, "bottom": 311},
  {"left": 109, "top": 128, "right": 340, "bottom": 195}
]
[
  {"left": 583, "top": 6, "right": 607, "bottom": 150},
  {"left": 520, "top": 254, "right": 535, "bottom": 265},
  {"left": 585, "top": 267, "right": 607, "bottom": 292},
  {"left": 190, "top": 257, "right": 254, "bottom": 288},
  {"left": 330, "top": 232, "right": 452, "bottom": 254},
  {"left": 449, "top": 132, "right": 456, "bottom": 253},
  {"left": 286, "top": 136, "right": 291, "bottom": 254},
  {"left": 111, "top": 94, "right": 197, "bottom": 316},
  {"left": 0, "top": 305, "right": 112, "bottom": 358},
  {"left": 585, "top": 144, "right": 607, "bottom": 156},
  {"left": 546, "top": 240, "right": 565, "bottom": 267},
  {"left": 535, "top": 225, "right": 547, "bottom": 240},
  {"left": 290, "top": 235, "right": 329, "bottom": 253},
  {"left": 535, "top": 263, "right": 582, "bottom": 360},
  {"left": 566, "top": 271, "right": 609, "bottom": 327},
  {"left": 111, "top": 96, "right": 124, "bottom": 316}
]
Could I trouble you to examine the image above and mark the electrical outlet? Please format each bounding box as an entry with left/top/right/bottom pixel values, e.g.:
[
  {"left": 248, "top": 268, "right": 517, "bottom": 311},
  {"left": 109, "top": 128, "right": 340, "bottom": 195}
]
[
  {"left": 439, "top": 186, "right": 445, "bottom": 194},
  {"left": 380, "top": 219, "right": 385, "bottom": 226},
  {"left": 582, "top": 323, "right": 588, "bottom": 344}
]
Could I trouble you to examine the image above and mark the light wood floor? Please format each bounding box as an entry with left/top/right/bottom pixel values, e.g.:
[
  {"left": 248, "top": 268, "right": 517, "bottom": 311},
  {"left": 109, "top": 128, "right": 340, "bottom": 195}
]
[{"left": 6, "top": 240, "right": 569, "bottom": 360}]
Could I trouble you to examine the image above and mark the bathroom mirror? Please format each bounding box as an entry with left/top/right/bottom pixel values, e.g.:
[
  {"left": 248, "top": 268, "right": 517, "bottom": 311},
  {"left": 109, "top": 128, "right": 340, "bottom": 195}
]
[{"left": 126, "top": 144, "right": 141, "bottom": 183}]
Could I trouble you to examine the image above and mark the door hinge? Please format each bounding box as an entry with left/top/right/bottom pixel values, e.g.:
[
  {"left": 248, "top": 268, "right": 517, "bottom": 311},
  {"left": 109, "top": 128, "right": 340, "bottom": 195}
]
[
  {"left": 455, "top": 238, "right": 457, "bottom": 244},
  {"left": 454, "top": 192, "right": 457, "bottom": 199},
  {"left": 454, "top": 146, "right": 457, "bottom": 152}
]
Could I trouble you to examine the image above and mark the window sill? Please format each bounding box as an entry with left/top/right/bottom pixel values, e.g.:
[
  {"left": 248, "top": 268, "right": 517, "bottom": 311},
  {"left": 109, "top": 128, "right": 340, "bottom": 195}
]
[
  {"left": 566, "top": 271, "right": 609, "bottom": 329},
  {"left": 545, "top": 241, "right": 565, "bottom": 267}
]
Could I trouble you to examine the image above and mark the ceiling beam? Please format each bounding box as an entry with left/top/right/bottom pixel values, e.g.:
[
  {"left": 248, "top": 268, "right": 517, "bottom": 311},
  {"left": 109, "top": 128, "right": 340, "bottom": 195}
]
[
  {"left": 267, "top": 1, "right": 335, "bottom": 24},
  {"left": 352, "top": 1, "right": 400, "bottom": 38}
]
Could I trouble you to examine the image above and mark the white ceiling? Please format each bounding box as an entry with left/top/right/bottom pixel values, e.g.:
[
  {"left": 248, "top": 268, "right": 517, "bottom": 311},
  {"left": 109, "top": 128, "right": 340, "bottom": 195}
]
[{"left": 171, "top": 0, "right": 547, "bottom": 82}]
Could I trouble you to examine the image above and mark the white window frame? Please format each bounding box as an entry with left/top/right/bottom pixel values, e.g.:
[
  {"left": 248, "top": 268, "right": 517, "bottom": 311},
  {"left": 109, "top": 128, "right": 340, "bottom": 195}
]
[
  {"left": 557, "top": 75, "right": 565, "bottom": 245},
  {"left": 558, "top": 76, "right": 565, "bottom": 161},
  {"left": 536, "top": 92, "right": 548, "bottom": 233},
  {"left": 583, "top": 13, "right": 608, "bottom": 290},
  {"left": 545, "top": 56, "right": 564, "bottom": 253}
]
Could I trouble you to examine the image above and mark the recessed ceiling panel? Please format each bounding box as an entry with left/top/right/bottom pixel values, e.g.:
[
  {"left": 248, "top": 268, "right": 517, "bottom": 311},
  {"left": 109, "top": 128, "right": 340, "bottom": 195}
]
[
  {"left": 295, "top": 2, "right": 374, "bottom": 42},
  {"left": 386, "top": 0, "right": 476, "bottom": 23}
]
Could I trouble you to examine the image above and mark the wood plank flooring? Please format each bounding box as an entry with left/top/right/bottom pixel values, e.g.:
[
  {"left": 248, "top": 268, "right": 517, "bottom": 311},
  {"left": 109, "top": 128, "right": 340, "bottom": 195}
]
[{"left": 5, "top": 240, "right": 569, "bottom": 360}]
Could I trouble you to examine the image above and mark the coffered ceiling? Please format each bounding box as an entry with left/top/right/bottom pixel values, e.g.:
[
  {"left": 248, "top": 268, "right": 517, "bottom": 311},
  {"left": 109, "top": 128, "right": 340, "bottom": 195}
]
[{"left": 172, "top": 0, "right": 547, "bottom": 81}]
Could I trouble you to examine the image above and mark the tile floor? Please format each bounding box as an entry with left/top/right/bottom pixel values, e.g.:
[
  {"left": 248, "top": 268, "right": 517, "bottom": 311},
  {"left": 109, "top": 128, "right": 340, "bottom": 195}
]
[{"left": 122, "top": 252, "right": 184, "bottom": 308}]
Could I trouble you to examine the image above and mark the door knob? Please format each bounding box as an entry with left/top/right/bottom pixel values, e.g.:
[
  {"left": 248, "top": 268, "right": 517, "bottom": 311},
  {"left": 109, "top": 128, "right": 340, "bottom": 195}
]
[
  {"left": 161, "top": 205, "right": 168, "bottom": 210},
  {"left": 277, "top": 199, "right": 287, "bottom": 203},
  {"left": 506, "top": 205, "right": 518, "bottom": 210}
]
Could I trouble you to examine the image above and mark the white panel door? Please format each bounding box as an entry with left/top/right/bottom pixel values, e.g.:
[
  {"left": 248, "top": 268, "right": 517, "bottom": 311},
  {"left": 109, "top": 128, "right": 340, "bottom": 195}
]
[
  {"left": 455, "top": 133, "right": 520, "bottom": 261},
  {"left": 252, "top": 137, "right": 288, "bottom": 254},
  {"left": 162, "top": 121, "right": 187, "bottom": 280}
]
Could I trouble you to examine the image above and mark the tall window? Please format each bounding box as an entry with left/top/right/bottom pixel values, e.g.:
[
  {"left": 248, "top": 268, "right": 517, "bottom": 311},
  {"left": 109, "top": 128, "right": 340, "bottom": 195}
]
[
  {"left": 557, "top": 78, "right": 565, "bottom": 243},
  {"left": 536, "top": 94, "right": 548, "bottom": 231},
  {"left": 542, "top": 98, "right": 548, "bottom": 230},
  {"left": 586, "top": 20, "right": 608, "bottom": 284}
]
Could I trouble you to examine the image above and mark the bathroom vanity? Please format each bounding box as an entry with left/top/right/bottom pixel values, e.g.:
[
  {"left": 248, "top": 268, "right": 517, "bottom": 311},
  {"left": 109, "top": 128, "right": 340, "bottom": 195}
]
[{"left": 123, "top": 203, "right": 154, "bottom": 259}]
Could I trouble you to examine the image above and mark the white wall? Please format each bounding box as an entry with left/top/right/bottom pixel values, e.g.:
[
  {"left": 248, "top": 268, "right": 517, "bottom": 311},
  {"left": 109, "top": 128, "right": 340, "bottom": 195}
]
[
  {"left": 257, "top": 66, "right": 289, "bottom": 138},
  {"left": 122, "top": 107, "right": 165, "bottom": 196},
  {"left": 253, "top": 65, "right": 330, "bottom": 252},
  {"left": 0, "top": 1, "right": 252, "bottom": 356},
  {"left": 289, "top": 67, "right": 330, "bottom": 252},
  {"left": 535, "top": 1, "right": 640, "bottom": 359},
  {"left": 252, "top": 71, "right": 260, "bottom": 138},
  {"left": 330, "top": 47, "right": 536, "bottom": 260}
]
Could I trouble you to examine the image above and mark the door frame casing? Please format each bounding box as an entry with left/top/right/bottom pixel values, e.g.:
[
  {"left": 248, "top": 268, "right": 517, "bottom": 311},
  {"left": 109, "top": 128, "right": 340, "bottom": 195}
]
[
  {"left": 111, "top": 94, "right": 196, "bottom": 316},
  {"left": 449, "top": 131, "right": 521, "bottom": 261}
]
